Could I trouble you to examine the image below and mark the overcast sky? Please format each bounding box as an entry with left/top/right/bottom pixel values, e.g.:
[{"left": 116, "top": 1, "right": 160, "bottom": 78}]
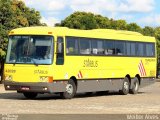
[{"left": 24, "top": 0, "right": 160, "bottom": 27}]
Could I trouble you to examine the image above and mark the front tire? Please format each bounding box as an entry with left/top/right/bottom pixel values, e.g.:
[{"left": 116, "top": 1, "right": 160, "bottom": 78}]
[
  {"left": 23, "top": 92, "right": 38, "bottom": 99},
  {"left": 119, "top": 77, "right": 130, "bottom": 95},
  {"left": 60, "top": 79, "right": 76, "bottom": 99},
  {"left": 130, "top": 77, "right": 139, "bottom": 94}
]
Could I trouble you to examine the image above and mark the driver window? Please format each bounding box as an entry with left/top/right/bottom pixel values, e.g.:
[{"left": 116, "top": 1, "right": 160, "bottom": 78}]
[{"left": 56, "top": 37, "right": 64, "bottom": 65}]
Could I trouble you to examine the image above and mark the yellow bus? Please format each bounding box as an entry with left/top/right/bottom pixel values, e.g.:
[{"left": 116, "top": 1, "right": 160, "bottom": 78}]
[{"left": 4, "top": 27, "right": 156, "bottom": 99}]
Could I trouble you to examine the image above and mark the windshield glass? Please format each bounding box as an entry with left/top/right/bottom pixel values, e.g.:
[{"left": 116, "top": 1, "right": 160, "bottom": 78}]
[{"left": 6, "top": 35, "right": 53, "bottom": 65}]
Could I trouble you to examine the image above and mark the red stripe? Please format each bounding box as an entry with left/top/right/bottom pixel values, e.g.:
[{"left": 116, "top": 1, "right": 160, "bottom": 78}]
[
  {"left": 78, "top": 74, "right": 80, "bottom": 78},
  {"left": 139, "top": 64, "right": 143, "bottom": 76},
  {"left": 79, "top": 71, "right": 83, "bottom": 78},
  {"left": 138, "top": 64, "right": 142, "bottom": 76},
  {"left": 138, "top": 60, "right": 146, "bottom": 77},
  {"left": 77, "top": 71, "right": 83, "bottom": 79},
  {"left": 139, "top": 62, "right": 144, "bottom": 76},
  {"left": 140, "top": 60, "right": 146, "bottom": 76}
]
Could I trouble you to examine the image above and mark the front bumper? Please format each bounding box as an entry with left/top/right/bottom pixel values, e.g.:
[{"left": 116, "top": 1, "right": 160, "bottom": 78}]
[{"left": 4, "top": 80, "right": 68, "bottom": 93}]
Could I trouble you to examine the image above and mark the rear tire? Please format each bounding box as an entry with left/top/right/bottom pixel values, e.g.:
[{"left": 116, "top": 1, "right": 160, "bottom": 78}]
[
  {"left": 119, "top": 77, "right": 130, "bottom": 95},
  {"left": 60, "top": 79, "right": 76, "bottom": 99},
  {"left": 130, "top": 77, "right": 139, "bottom": 94},
  {"left": 23, "top": 92, "right": 38, "bottom": 99}
]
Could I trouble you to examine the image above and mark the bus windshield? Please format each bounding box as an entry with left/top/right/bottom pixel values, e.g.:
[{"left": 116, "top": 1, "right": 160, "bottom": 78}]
[{"left": 6, "top": 35, "right": 53, "bottom": 65}]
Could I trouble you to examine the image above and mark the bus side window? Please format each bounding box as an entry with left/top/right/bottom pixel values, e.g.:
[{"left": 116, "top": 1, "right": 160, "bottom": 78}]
[
  {"left": 66, "top": 37, "right": 79, "bottom": 55},
  {"left": 56, "top": 37, "right": 64, "bottom": 65},
  {"left": 104, "top": 40, "right": 115, "bottom": 55},
  {"left": 79, "top": 38, "right": 91, "bottom": 55}
]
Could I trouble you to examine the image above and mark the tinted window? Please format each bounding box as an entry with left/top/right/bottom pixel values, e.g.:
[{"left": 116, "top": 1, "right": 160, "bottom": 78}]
[
  {"left": 126, "top": 42, "right": 131, "bottom": 56},
  {"left": 130, "top": 42, "right": 136, "bottom": 56},
  {"left": 137, "top": 43, "right": 145, "bottom": 56},
  {"left": 79, "top": 38, "right": 91, "bottom": 54},
  {"left": 146, "top": 43, "right": 155, "bottom": 56},
  {"left": 104, "top": 40, "right": 115, "bottom": 55},
  {"left": 56, "top": 37, "right": 64, "bottom": 65},
  {"left": 115, "top": 41, "right": 125, "bottom": 55},
  {"left": 66, "top": 37, "right": 79, "bottom": 54},
  {"left": 92, "top": 40, "right": 104, "bottom": 55}
]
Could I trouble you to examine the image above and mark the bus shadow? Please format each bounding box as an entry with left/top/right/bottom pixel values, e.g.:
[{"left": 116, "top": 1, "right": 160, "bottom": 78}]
[
  {"left": 75, "top": 91, "right": 145, "bottom": 99},
  {"left": 0, "top": 91, "right": 146, "bottom": 100}
]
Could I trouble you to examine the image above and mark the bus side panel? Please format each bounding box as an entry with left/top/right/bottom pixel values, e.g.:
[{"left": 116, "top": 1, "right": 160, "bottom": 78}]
[{"left": 77, "top": 79, "right": 123, "bottom": 93}]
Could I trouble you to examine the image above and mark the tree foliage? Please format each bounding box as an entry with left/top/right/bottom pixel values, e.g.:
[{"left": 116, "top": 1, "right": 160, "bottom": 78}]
[{"left": 142, "top": 26, "right": 155, "bottom": 37}]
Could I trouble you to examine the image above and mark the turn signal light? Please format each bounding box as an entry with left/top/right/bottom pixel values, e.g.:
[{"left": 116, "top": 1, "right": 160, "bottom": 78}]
[{"left": 48, "top": 76, "right": 53, "bottom": 83}]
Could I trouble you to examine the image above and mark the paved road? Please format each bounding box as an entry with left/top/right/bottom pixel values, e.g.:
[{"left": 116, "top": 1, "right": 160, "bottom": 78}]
[{"left": 0, "top": 82, "right": 160, "bottom": 115}]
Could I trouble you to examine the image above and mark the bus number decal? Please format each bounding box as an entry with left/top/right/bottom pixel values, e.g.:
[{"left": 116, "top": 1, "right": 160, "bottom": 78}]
[
  {"left": 34, "top": 70, "right": 48, "bottom": 74},
  {"left": 5, "top": 69, "right": 16, "bottom": 73}
]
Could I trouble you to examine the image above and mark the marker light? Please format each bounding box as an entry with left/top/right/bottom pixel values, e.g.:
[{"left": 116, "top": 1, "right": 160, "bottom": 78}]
[
  {"left": 48, "top": 76, "right": 53, "bottom": 83},
  {"left": 10, "top": 31, "right": 14, "bottom": 34},
  {"left": 48, "top": 32, "right": 52, "bottom": 34}
]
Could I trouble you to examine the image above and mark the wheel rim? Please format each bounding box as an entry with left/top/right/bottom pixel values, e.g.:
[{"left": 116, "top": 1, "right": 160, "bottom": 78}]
[
  {"left": 124, "top": 81, "right": 129, "bottom": 91},
  {"left": 66, "top": 84, "right": 73, "bottom": 95},
  {"left": 134, "top": 81, "right": 139, "bottom": 91}
]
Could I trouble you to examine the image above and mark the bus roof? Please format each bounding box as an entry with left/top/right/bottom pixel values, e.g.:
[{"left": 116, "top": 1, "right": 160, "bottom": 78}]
[{"left": 9, "top": 26, "right": 155, "bottom": 42}]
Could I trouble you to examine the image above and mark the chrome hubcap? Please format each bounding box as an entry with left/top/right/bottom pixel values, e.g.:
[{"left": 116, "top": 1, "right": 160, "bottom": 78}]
[
  {"left": 66, "top": 84, "right": 73, "bottom": 95},
  {"left": 134, "top": 81, "right": 139, "bottom": 91},
  {"left": 124, "top": 81, "right": 129, "bottom": 91}
]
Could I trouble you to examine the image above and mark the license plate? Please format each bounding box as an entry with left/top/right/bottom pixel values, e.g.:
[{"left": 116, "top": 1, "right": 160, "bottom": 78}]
[{"left": 21, "top": 86, "right": 30, "bottom": 91}]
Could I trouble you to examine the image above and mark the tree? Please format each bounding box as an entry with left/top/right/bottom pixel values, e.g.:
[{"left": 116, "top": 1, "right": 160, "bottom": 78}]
[
  {"left": 110, "top": 19, "right": 127, "bottom": 30},
  {"left": 142, "top": 26, "right": 155, "bottom": 36},
  {"left": 59, "top": 12, "right": 98, "bottom": 29},
  {"left": 94, "top": 15, "right": 111, "bottom": 29},
  {"left": 154, "top": 27, "right": 160, "bottom": 59},
  {"left": 126, "top": 23, "right": 142, "bottom": 33},
  {"left": 57, "top": 12, "right": 141, "bottom": 33}
]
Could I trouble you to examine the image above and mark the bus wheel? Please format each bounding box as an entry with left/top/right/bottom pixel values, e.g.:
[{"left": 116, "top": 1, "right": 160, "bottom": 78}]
[
  {"left": 23, "top": 92, "right": 38, "bottom": 99},
  {"left": 119, "top": 77, "right": 130, "bottom": 95},
  {"left": 130, "top": 77, "right": 139, "bottom": 94},
  {"left": 60, "top": 79, "right": 76, "bottom": 99}
]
